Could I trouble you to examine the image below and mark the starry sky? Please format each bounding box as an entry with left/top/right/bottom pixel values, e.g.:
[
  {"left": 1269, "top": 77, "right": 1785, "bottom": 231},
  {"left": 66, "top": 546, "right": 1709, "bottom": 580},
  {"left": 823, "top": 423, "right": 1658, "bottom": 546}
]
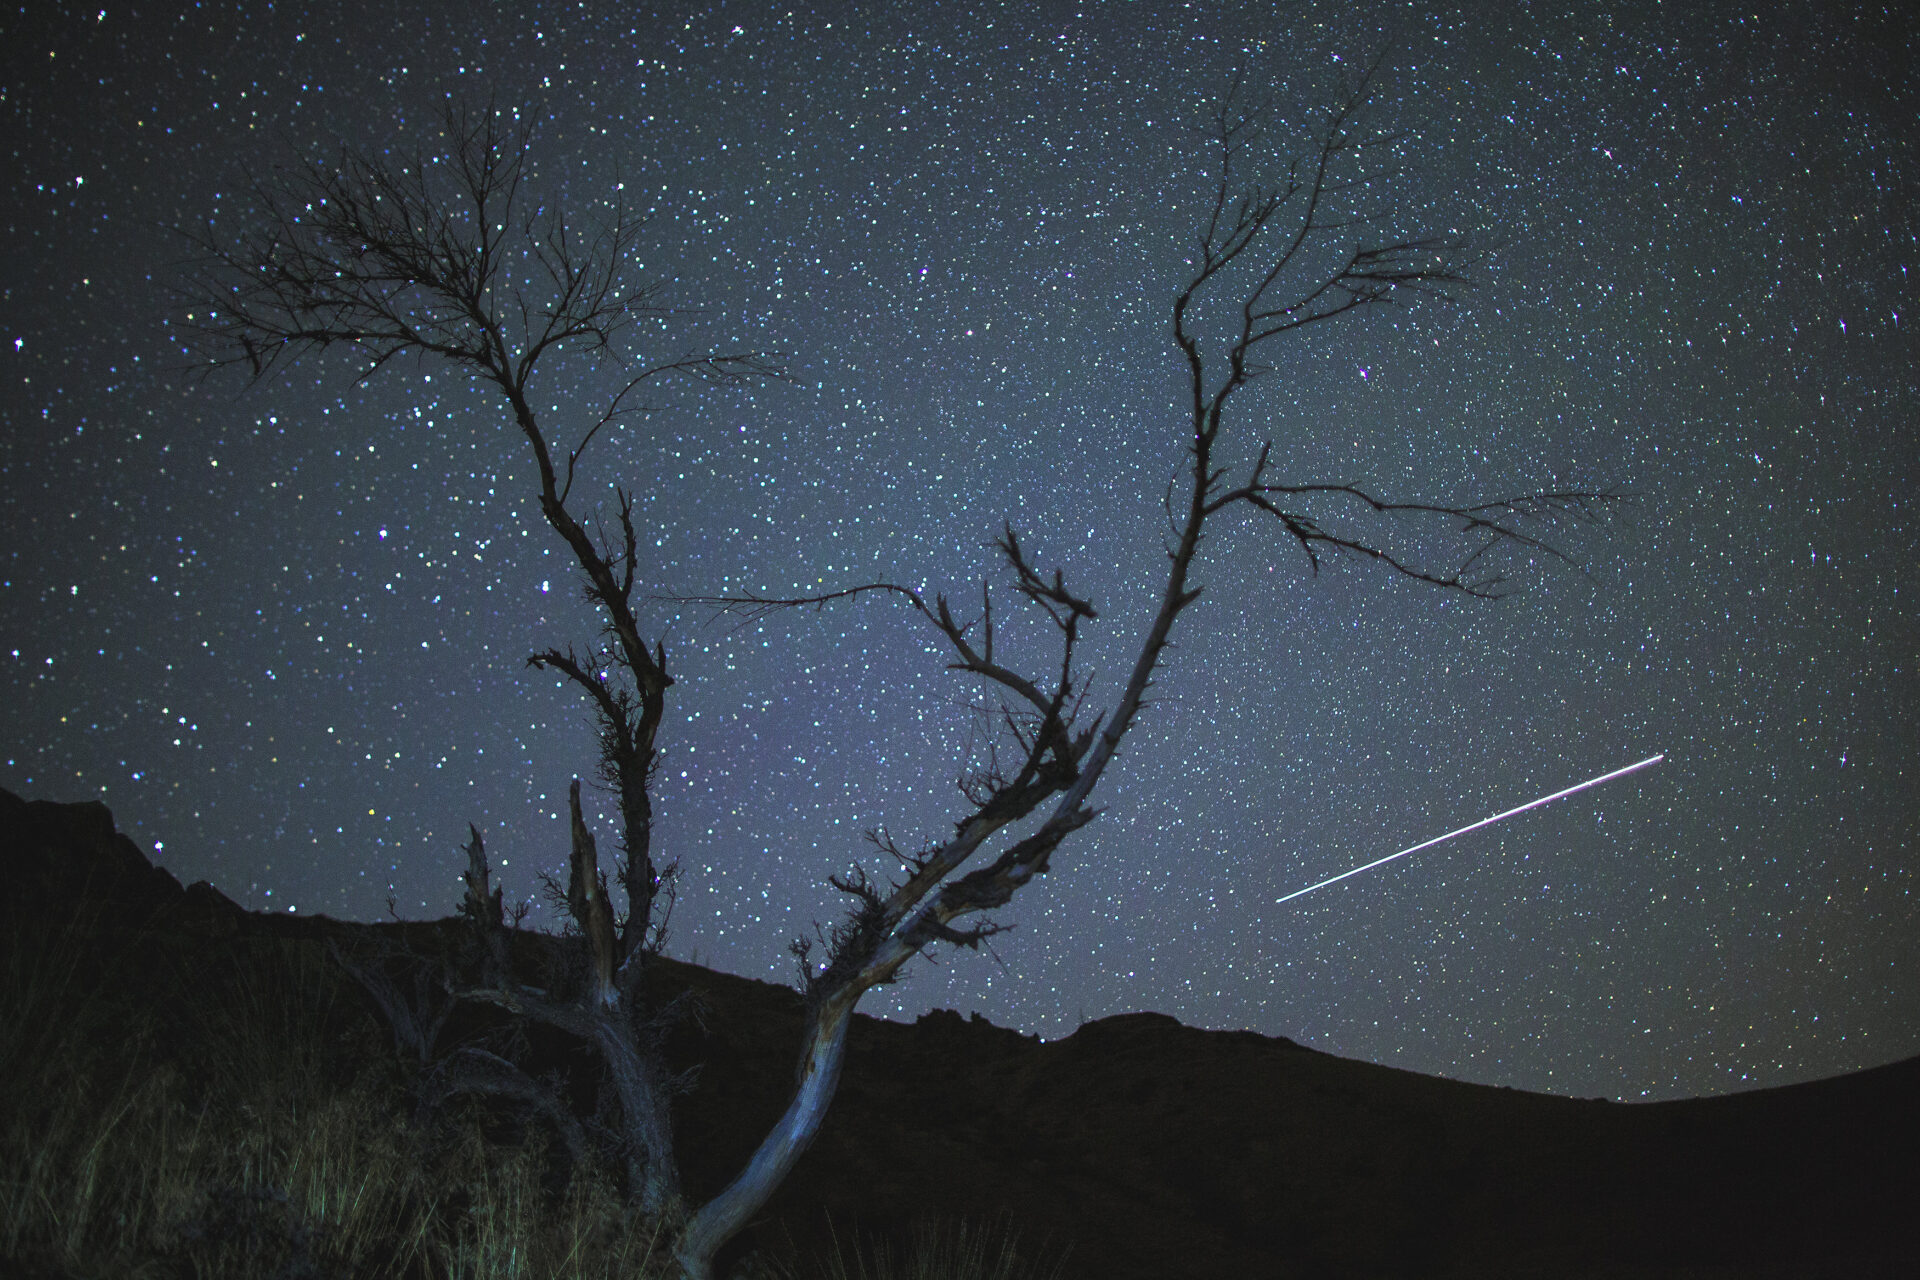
[{"left": 4, "top": 0, "right": 1915, "bottom": 1102}]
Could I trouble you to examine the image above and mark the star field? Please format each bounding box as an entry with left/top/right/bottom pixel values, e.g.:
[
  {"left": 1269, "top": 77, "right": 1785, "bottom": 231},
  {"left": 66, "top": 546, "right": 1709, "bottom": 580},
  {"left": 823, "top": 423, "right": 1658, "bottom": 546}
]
[{"left": 3, "top": 0, "right": 1915, "bottom": 1101}]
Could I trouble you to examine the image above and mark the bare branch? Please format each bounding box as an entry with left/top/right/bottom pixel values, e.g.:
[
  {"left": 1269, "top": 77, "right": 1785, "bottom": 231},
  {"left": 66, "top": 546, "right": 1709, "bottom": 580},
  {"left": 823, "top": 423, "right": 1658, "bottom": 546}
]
[
  {"left": 563, "top": 352, "right": 786, "bottom": 504},
  {"left": 328, "top": 938, "right": 456, "bottom": 1067},
  {"left": 1206, "top": 449, "right": 1625, "bottom": 596},
  {"left": 672, "top": 580, "right": 931, "bottom": 630},
  {"left": 419, "top": 1046, "right": 594, "bottom": 1172},
  {"left": 670, "top": 561, "right": 1080, "bottom": 721}
]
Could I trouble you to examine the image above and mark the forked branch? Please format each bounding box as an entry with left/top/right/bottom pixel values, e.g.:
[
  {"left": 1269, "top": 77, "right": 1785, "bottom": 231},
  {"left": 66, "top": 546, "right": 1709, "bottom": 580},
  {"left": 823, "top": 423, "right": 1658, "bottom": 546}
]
[{"left": 676, "top": 58, "right": 1618, "bottom": 1277}]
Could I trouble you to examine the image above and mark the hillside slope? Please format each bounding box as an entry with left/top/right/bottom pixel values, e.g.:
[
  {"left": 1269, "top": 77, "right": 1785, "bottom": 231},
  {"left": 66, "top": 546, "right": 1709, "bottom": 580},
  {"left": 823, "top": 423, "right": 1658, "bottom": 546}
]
[{"left": 4, "top": 787, "right": 1914, "bottom": 1278}]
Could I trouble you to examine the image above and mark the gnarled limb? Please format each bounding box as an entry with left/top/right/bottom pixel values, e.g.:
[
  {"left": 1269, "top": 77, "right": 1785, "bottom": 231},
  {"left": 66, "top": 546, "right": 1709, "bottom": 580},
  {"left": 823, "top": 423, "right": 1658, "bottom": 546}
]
[
  {"left": 671, "top": 61, "right": 1617, "bottom": 1278},
  {"left": 450, "top": 808, "right": 686, "bottom": 1219}
]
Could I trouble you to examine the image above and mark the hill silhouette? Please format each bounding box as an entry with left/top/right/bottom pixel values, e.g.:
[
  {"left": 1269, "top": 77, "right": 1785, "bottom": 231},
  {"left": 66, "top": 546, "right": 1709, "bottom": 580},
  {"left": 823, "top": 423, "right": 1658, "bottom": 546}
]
[{"left": 3, "top": 785, "right": 1914, "bottom": 1278}]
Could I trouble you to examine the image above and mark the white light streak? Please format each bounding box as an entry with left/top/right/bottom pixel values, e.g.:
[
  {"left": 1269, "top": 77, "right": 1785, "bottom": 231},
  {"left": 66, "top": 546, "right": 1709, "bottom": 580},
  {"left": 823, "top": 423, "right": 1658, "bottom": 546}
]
[{"left": 1276, "top": 753, "right": 1666, "bottom": 905}]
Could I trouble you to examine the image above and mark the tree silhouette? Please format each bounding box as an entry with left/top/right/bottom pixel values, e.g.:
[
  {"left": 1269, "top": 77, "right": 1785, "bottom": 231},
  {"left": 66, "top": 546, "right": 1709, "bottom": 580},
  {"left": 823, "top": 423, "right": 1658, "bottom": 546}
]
[
  {"left": 185, "top": 102, "right": 775, "bottom": 1220},
  {"left": 187, "top": 62, "right": 1613, "bottom": 1280}
]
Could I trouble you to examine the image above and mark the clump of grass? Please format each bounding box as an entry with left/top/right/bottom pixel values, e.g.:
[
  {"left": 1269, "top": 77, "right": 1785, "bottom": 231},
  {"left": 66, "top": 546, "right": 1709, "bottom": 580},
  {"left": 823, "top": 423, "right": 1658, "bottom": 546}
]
[
  {"left": 435, "top": 1130, "right": 669, "bottom": 1280},
  {"left": 0, "top": 900, "right": 177, "bottom": 1271},
  {"left": 805, "top": 1215, "right": 1067, "bottom": 1280}
]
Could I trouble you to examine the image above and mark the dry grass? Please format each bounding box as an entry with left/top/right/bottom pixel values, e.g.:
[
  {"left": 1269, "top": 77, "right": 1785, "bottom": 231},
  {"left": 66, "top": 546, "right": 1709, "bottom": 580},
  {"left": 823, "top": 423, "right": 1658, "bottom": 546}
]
[
  {"left": 1, "top": 906, "right": 1056, "bottom": 1280},
  {"left": 798, "top": 1216, "right": 1067, "bottom": 1280},
  {"left": 0, "top": 908, "right": 671, "bottom": 1280}
]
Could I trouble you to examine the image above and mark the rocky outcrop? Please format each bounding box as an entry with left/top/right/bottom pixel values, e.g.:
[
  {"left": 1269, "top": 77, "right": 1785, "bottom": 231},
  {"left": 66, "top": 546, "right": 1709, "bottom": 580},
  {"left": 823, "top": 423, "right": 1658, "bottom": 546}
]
[{"left": 1, "top": 788, "right": 246, "bottom": 937}]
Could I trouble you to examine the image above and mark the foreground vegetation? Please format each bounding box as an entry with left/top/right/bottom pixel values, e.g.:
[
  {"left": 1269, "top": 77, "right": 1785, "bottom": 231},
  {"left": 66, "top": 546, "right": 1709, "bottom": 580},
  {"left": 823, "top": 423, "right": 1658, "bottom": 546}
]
[{"left": 0, "top": 901, "right": 1057, "bottom": 1280}]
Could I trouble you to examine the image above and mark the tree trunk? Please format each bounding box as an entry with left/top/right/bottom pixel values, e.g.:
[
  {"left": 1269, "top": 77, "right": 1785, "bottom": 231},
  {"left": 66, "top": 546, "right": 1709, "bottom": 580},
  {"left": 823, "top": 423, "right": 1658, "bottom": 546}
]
[
  {"left": 672, "top": 990, "right": 856, "bottom": 1278},
  {"left": 593, "top": 1010, "right": 684, "bottom": 1218}
]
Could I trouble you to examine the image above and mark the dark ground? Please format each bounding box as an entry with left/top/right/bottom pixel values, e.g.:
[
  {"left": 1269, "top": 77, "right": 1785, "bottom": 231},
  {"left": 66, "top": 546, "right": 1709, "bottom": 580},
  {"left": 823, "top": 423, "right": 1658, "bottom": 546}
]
[{"left": 6, "top": 786, "right": 1916, "bottom": 1278}]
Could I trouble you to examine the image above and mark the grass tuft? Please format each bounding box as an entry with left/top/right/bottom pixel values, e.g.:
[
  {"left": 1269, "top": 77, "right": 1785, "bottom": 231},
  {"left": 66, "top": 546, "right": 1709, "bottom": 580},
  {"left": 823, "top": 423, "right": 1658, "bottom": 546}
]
[{"left": 802, "top": 1215, "right": 1067, "bottom": 1280}]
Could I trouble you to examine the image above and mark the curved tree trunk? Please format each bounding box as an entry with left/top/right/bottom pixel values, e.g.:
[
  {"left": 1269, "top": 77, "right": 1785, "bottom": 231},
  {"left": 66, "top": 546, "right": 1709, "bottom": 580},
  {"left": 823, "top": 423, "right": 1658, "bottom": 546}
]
[{"left": 672, "top": 990, "right": 857, "bottom": 1279}]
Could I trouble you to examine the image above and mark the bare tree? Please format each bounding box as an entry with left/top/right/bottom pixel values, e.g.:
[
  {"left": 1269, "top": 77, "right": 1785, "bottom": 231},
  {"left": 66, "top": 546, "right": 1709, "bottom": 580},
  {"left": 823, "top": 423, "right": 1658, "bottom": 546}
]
[
  {"left": 663, "top": 61, "right": 1612, "bottom": 1273},
  {"left": 184, "top": 103, "right": 775, "bottom": 1218},
  {"left": 189, "top": 62, "right": 1613, "bottom": 1280}
]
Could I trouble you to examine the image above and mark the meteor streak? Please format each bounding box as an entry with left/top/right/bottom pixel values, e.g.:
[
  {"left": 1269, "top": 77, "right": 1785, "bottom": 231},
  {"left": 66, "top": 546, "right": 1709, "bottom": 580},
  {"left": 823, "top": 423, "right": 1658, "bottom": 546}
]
[{"left": 1276, "top": 753, "right": 1665, "bottom": 904}]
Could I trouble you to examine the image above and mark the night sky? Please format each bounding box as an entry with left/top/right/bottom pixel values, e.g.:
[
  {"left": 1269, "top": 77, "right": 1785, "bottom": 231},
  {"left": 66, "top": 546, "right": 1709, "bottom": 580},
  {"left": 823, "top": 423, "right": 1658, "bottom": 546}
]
[{"left": 5, "top": 0, "right": 1915, "bottom": 1102}]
